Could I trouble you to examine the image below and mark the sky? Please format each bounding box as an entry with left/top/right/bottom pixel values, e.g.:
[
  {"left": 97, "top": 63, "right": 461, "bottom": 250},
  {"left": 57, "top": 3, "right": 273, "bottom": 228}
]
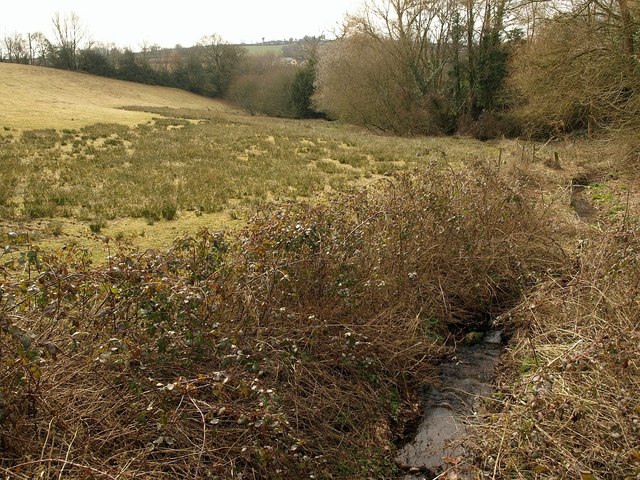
[{"left": 2, "top": 0, "right": 364, "bottom": 49}]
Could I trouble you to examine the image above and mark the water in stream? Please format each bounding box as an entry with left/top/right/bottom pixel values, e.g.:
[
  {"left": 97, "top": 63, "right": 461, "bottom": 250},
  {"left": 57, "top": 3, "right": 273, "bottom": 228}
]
[{"left": 396, "top": 330, "right": 503, "bottom": 479}]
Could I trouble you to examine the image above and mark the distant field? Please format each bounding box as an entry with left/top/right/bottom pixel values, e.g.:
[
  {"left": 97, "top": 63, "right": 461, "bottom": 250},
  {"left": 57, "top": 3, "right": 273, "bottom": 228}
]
[
  {"left": 242, "top": 44, "right": 286, "bottom": 56},
  {"left": 0, "top": 63, "right": 229, "bottom": 130}
]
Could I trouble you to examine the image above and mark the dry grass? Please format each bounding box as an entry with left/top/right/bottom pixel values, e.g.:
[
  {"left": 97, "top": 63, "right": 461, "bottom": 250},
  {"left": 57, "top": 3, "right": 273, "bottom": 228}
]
[
  {"left": 452, "top": 134, "right": 640, "bottom": 478},
  {"left": 0, "top": 63, "right": 229, "bottom": 130},
  {"left": 0, "top": 105, "right": 505, "bottom": 259},
  {"left": 465, "top": 216, "right": 640, "bottom": 479}
]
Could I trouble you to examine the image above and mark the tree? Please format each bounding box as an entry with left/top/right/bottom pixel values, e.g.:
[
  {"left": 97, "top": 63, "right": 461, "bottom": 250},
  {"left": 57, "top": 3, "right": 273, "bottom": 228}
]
[
  {"left": 474, "top": 0, "right": 509, "bottom": 113},
  {"left": 195, "top": 34, "right": 245, "bottom": 97},
  {"left": 314, "top": 0, "right": 520, "bottom": 134},
  {"left": 315, "top": 0, "right": 461, "bottom": 133},
  {"left": 173, "top": 50, "right": 207, "bottom": 93},
  {"left": 510, "top": 0, "right": 640, "bottom": 137},
  {"left": 26, "top": 32, "right": 51, "bottom": 65},
  {"left": 226, "top": 53, "right": 298, "bottom": 117},
  {"left": 2, "top": 34, "right": 30, "bottom": 64},
  {"left": 315, "top": 35, "right": 438, "bottom": 134},
  {"left": 289, "top": 36, "right": 323, "bottom": 118},
  {"left": 290, "top": 63, "right": 317, "bottom": 118},
  {"left": 116, "top": 48, "right": 156, "bottom": 84},
  {"left": 78, "top": 47, "right": 115, "bottom": 77},
  {"left": 50, "top": 12, "right": 87, "bottom": 69}
]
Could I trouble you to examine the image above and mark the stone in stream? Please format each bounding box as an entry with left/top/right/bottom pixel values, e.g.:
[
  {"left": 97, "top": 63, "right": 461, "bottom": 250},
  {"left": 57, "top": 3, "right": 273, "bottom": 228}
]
[{"left": 396, "top": 331, "right": 503, "bottom": 479}]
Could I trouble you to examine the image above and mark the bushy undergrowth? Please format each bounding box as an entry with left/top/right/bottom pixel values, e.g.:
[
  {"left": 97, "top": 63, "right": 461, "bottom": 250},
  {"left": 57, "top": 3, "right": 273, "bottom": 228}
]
[
  {"left": 0, "top": 168, "right": 563, "bottom": 478},
  {"left": 467, "top": 223, "right": 640, "bottom": 479}
]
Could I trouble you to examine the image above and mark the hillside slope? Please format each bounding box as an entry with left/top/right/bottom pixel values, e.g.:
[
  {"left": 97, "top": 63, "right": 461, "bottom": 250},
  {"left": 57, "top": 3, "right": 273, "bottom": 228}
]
[{"left": 0, "top": 63, "right": 230, "bottom": 130}]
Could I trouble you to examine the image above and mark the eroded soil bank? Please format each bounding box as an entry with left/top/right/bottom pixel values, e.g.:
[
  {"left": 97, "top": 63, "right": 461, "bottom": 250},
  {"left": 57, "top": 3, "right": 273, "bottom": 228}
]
[{"left": 397, "top": 331, "right": 503, "bottom": 479}]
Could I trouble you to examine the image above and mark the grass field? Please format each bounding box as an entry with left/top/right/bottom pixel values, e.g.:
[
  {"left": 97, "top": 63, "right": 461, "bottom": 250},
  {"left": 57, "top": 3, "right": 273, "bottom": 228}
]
[
  {"left": 0, "top": 112, "right": 500, "bottom": 256},
  {"left": 242, "top": 44, "right": 286, "bottom": 56},
  {"left": 0, "top": 63, "right": 229, "bottom": 130},
  {"left": 1, "top": 65, "right": 638, "bottom": 479},
  {"left": 0, "top": 64, "right": 507, "bottom": 256}
]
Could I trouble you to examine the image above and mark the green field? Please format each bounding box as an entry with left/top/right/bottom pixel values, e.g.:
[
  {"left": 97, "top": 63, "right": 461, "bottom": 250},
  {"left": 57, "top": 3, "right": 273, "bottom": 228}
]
[{"left": 242, "top": 44, "right": 287, "bottom": 56}]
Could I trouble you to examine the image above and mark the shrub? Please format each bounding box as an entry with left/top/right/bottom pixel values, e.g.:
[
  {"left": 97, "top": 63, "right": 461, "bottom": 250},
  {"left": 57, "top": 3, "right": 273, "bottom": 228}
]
[
  {"left": 464, "top": 111, "right": 522, "bottom": 140},
  {"left": 161, "top": 203, "right": 177, "bottom": 221},
  {"left": 89, "top": 219, "right": 106, "bottom": 233},
  {"left": 227, "top": 65, "right": 297, "bottom": 117}
]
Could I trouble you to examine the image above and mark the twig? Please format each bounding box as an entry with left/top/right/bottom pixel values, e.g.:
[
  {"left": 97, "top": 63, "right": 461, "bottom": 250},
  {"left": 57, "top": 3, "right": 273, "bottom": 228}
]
[
  {"left": 623, "top": 190, "right": 631, "bottom": 231},
  {"left": 492, "top": 400, "right": 510, "bottom": 480},
  {"left": 11, "top": 459, "right": 118, "bottom": 479},
  {"left": 0, "top": 466, "right": 31, "bottom": 480},
  {"left": 58, "top": 427, "right": 79, "bottom": 480},
  {"left": 40, "top": 417, "right": 55, "bottom": 462},
  {"left": 545, "top": 340, "right": 583, "bottom": 368},
  {"left": 189, "top": 395, "right": 207, "bottom": 479}
]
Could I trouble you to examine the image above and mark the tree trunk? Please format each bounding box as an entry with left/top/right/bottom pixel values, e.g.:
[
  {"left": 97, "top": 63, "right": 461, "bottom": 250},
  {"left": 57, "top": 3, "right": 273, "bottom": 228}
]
[{"left": 618, "top": 0, "right": 635, "bottom": 55}]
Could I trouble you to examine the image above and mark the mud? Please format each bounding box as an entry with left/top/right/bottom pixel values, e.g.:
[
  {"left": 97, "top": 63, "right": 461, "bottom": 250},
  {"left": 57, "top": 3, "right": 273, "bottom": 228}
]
[{"left": 396, "top": 330, "right": 503, "bottom": 479}]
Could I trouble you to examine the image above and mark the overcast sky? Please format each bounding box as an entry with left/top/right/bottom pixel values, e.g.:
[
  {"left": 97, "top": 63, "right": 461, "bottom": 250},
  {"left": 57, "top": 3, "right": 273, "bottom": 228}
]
[{"left": 2, "top": 0, "right": 363, "bottom": 49}]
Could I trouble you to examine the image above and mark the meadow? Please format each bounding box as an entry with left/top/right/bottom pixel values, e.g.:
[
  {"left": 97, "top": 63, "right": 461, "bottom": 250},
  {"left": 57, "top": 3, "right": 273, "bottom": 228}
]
[
  {"left": 0, "top": 62, "right": 505, "bottom": 255},
  {"left": 1, "top": 64, "right": 638, "bottom": 479}
]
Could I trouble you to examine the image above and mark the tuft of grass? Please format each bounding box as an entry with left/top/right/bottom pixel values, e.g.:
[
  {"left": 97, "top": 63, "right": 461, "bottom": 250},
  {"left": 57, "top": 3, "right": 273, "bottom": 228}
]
[
  {"left": 161, "top": 204, "right": 178, "bottom": 221},
  {"left": 89, "top": 219, "right": 106, "bottom": 233},
  {"left": 20, "top": 128, "right": 60, "bottom": 148},
  {"left": 45, "top": 221, "right": 64, "bottom": 237}
]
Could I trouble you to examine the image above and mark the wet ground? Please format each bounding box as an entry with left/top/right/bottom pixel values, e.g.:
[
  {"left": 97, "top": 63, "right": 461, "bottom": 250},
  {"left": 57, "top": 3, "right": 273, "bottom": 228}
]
[
  {"left": 570, "top": 177, "right": 597, "bottom": 221},
  {"left": 396, "top": 331, "right": 503, "bottom": 479}
]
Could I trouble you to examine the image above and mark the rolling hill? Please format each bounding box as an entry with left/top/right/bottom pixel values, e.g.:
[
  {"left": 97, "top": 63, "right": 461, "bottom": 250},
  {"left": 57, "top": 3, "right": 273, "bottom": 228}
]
[{"left": 0, "top": 63, "right": 230, "bottom": 130}]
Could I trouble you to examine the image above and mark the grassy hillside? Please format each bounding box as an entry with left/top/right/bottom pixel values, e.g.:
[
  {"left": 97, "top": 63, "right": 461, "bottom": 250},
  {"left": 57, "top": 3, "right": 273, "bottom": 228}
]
[{"left": 0, "top": 63, "right": 229, "bottom": 130}]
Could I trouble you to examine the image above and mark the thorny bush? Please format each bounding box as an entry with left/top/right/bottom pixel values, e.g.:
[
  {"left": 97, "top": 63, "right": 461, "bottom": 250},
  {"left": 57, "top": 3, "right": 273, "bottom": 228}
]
[{"left": 0, "top": 167, "right": 563, "bottom": 478}]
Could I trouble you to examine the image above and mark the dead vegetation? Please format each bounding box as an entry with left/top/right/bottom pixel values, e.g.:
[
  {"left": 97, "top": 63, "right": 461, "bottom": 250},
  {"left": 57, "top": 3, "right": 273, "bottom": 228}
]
[
  {"left": 2, "top": 63, "right": 638, "bottom": 476},
  {"left": 462, "top": 139, "right": 640, "bottom": 479},
  {"left": 0, "top": 166, "right": 563, "bottom": 478},
  {"left": 466, "top": 222, "right": 640, "bottom": 479}
]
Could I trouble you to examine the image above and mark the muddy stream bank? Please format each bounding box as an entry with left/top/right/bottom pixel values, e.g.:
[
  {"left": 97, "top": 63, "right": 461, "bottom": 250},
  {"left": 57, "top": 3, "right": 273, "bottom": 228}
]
[{"left": 396, "top": 330, "right": 503, "bottom": 479}]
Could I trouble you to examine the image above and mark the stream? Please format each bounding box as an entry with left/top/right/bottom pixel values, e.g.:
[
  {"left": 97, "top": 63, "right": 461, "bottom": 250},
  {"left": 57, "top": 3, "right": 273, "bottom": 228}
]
[{"left": 396, "top": 330, "right": 503, "bottom": 479}]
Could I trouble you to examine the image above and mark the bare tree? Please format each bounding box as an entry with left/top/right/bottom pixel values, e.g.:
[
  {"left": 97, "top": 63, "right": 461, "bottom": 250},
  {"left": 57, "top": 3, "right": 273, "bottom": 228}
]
[
  {"left": 2, "top": 33, "right": 30, "bottom": 64},
  {"left": 510, "top": 0, "right": 639, "bottom": 137},
  {"left": 26, "top": 32, "right": 51, "bottom": 65},
  {"left": 345, "top": 0, "right": 454, "bottom": 97},
  {"left": 51, "top": 12, "right": 87, "bottom": 69},
  {"left": 315, "top": 0, "right": 516, "bottom": 133}
]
